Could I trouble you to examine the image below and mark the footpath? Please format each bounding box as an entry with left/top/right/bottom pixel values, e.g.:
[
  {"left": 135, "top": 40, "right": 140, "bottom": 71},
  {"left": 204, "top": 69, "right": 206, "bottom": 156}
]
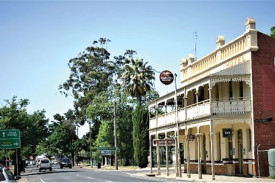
[{"left": 83, "top": 165, "right": 275, "bottom": 182}]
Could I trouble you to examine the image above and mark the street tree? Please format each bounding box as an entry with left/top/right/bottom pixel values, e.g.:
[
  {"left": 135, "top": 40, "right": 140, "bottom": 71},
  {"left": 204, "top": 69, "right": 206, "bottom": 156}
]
[
  {"left": 121, "top": 58, "right": 155, "bottom": 167},
  {"left": 271, "top": 26, "right": 275, "bottom": 38},
  {"left": 0, "top": 96, "right": 49, "bottom": 174},
  {"left": 121, "top": 58, "right": 155, "bottom": 105},
  {"left": 59, "top": 38, "right": 115, "bottom": 125}
]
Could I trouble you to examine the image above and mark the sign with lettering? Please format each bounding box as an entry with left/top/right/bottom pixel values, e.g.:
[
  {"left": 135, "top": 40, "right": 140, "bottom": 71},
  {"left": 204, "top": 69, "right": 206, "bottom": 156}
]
[
  {"left": 0, "top": 129, "right": 21, "bottom": 149},
  {"left": 159, "top": 70, "right": 174, "bottom": 85},
  {"left": 222, "top": 128, "right": 233, "bottom": 138},
  {"left": 153, "top": 139, "right": 175, "bottom": 146}
]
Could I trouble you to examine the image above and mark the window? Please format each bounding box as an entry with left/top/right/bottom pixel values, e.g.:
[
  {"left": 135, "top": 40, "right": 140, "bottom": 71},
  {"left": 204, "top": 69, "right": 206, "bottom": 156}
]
[
  {"left": 0, "top": 172, "right": 5, "bottom": 181},
  {"left": 217, "top": 132, "right": 221, "bottom": 161},
  {"left": 229, "top": 81, "right": 233, "bottom": 99},
  {"left": 4, "top": 169, "right": 15, "bottom": 180},
  {"left": 248, "top": 129, "right": 252, "bottom": 152},
  {"left": 239, "top": 81, "right": 244, "bottom": 99}
]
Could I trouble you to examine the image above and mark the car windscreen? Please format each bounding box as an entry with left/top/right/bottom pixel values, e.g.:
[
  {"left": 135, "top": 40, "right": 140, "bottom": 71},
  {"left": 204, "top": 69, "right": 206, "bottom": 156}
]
[
  {"left": 41, "top": 159, "right": 50, "bottom": 163},
  {"left": 5, "top": 169, "right": 15, "bottom": 180},
  {"left": 61, "top": 159, "right": 70, "bottom": 163}
]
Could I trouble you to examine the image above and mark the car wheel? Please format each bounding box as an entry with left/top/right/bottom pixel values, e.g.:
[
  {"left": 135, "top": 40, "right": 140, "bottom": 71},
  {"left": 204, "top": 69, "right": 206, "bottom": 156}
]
[{"left": 69, "top": 166, "right": 72, "bottom": 168}]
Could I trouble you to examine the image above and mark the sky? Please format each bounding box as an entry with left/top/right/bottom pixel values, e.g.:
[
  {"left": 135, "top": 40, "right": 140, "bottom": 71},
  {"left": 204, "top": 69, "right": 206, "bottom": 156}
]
[{"left": 0, "top": 0, "right": 274, "bottom": 137}]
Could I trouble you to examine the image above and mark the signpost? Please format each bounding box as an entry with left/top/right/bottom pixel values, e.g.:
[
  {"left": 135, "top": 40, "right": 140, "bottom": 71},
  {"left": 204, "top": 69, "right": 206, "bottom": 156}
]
[
  {"left": 0, "top": 129, "right": 21, "bottom": 176},
  {"left": 0, "top": 129, "right": 21, "bottom": 149}
]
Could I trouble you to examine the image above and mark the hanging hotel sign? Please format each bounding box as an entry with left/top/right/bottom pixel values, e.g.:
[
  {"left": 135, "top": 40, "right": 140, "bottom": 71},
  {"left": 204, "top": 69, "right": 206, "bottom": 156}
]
[
  {"left": 153, "top": 139, "right": 175, "bottom": 146},
  {"left": 222, "top": 128, "right": 233, "bottom": 138},
  {"left": 159, "top": 70, "right": 174, "bottom": 85}
]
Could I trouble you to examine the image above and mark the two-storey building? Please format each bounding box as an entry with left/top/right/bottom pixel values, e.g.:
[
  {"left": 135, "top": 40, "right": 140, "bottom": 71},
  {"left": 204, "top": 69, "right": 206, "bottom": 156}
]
[{"left": 148, "top": 18, "right": 275, "bottom": 178}]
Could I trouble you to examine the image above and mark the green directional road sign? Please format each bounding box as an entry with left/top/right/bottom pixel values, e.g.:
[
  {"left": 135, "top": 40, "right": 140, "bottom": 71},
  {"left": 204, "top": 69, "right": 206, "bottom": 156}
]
[{"left": 0, "top": 129, "right": 21, "bottom": 149}]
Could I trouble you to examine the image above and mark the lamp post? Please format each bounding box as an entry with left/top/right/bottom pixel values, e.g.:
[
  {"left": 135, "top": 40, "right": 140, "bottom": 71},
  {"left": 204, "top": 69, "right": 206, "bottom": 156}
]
[{"left": 174, "top": 73, "right": 181, "bottom": 177}]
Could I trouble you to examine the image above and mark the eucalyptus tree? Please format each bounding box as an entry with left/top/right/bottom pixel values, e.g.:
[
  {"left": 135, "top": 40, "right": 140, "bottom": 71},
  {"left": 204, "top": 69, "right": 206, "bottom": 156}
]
[{"left": 59, "top": 38, "right": 115, "bottom": 125}]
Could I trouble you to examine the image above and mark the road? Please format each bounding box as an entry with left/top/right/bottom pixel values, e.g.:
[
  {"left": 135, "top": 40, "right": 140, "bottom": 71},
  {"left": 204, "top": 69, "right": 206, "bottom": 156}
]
[{"left": 19, "top": 165, "right": 183, "bottom": 182}]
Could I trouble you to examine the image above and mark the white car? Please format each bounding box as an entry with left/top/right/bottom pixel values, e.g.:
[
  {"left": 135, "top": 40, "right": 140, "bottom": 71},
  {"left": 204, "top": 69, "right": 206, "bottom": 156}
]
[
  {"left": 0, "top": 167, "right": 18, "bottom": 182},
  {"left": 38, "top": 158, "right": 52, "bottom": 172}
]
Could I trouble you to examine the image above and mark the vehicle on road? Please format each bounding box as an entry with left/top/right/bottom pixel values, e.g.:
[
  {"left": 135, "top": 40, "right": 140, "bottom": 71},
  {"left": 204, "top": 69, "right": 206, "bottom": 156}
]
[
  {"left": 60, "top": 158, "right": 72, "bottom": 169},
  {"left": 0, "top": 167, "right": 18, "bottom": 182},
  {"left": 38, "top": 158, "right": 52, "bottom": 172}
]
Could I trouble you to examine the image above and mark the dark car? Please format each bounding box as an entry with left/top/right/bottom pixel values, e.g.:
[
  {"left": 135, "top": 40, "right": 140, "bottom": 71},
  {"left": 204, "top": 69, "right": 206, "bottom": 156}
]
[{"left": 60, "top": 158, "right": 72, "bottom": 169}]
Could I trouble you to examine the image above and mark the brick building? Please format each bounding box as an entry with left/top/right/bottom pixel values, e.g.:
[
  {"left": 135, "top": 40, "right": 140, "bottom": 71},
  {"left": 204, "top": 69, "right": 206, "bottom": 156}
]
[{"left": 148, "top": 18, "right": 275, "bottom": 178}]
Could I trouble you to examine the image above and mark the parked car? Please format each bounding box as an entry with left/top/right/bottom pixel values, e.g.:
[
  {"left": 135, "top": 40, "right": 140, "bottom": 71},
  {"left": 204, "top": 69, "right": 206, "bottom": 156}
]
[
  {"left": 0, "top": 167, "right": 19, "bottom": 182},
  {"left": 60, "top": 158, "right": 72, "bottom": 169},
  {"left": 52, "top": 160, "right": 57, "bottom": 165},
  {"left": 38, "top": 158, "right": 52, "bottom": 172}
]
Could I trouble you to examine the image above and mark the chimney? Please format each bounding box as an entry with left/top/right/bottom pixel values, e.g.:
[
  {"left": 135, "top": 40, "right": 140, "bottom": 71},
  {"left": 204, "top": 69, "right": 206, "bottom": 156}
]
[
  {"left": 216, "top": 36, "right": 225, "bottom": 48},
  {"left": 181, "top": 58, "right": 188, "bottom": 67},
  {"left": 245, "top": 18, "right": 256, "bottom": 31},
  {"left": 187, "top": 54, "right": 195, "bottom": 64}
]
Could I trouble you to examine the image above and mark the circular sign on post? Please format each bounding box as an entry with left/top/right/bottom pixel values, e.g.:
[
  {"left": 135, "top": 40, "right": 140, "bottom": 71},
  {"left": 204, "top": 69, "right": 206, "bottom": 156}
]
[{"left": 159, "top": 70, "right": 174, "bottom": 85}]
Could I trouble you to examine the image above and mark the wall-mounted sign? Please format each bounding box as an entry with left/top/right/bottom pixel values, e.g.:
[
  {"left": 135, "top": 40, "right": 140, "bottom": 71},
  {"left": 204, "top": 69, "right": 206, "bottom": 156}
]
[
  {"left": 222, "top": 128, "right": 233, "bottom": 137},
  {"left": 187, "top": 134, "right": 195, "bottom": 141},
  {"left": 159, "top": 70, "right": 174, "bottom": 85},
  {"left": 254, "top": 117, "right": 272, "bottom": 122}
]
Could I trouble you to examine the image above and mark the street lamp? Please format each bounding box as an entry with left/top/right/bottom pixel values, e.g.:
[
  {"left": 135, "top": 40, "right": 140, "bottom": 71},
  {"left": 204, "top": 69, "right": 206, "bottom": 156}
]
[{"left": 174, "top": 73, "right": 181, "bottom": 177}]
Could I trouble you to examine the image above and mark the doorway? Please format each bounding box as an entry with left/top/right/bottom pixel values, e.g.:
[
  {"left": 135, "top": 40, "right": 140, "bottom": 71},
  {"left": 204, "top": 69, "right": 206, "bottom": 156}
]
[{"left": 238, "top": 130, "right": 243, "bottom": 174}]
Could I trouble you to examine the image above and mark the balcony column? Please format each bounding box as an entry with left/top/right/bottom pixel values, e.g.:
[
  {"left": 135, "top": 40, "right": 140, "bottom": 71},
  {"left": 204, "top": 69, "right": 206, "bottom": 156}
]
[
  {"left": 197, "top": 128, "right": 203, "bottom": 179},
  {"left": 209, "top": 87, "right": 215, "bottom": 180},
  {"left": 156, "top": 134, "right": 161, "bottom": 175},
  {"left": 184, "top": 88, "right": 191, "bottom": 178},
  {"left": 185, "top": 128, "right": 191, "bottom": 178},
  {"left": 165, "top": 133, "right": 169, "bottom": 176},
  {"left": 195, "top": 90, "right": 200, "bottom": 117},
  {"left": 149, "top": 134, "right": 153, "bottom": 174}
]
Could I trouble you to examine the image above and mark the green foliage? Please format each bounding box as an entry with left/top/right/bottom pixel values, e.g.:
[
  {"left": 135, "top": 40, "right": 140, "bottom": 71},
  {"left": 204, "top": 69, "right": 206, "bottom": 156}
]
[
  {"left": 121, "top": 58, "right": 155, "bottom": 105},
  {"left": 132, "top": 105, "right": 149, "bottom": 168},
  {"left": 60, "top": 38, "right": 158, "bottom": 167},
  {"left": 59, "top": 38, "right": 116, "bottom": 125},
  {"left": 271, "top": 26, "right": 275, "bottom": 38},
  {"left": 46, "top": 111, "right": 78, "bottom": 159},
  {"left": 0, "top": 96, "right": 49, "bottom": 161}
]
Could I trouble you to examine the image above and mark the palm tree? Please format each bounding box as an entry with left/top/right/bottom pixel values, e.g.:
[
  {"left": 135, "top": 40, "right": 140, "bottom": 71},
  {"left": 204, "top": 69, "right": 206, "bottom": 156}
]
[{"left": 121, "top": 59, "right": 155, "bottom": 105}]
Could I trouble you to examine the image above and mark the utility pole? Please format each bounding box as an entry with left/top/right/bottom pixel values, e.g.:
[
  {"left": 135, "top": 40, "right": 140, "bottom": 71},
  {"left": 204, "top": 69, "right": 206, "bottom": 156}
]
[
  {"left": 114, "top": 101, "right": 118, "bottom": 170},
  {"left": 88, "top": 120, "right": 92, "bottom": 167}
]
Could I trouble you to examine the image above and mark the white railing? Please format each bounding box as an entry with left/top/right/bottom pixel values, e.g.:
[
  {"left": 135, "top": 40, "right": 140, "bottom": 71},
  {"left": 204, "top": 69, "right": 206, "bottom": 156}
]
[
  {"left": 149, "top": 98, "right": 251, "bottom": 129},
  {"left": 212, "top": 98, "right": 251, "bottom": 115},
  {"left": 186, "top": 100, "right": 210, "bottom": 120}
]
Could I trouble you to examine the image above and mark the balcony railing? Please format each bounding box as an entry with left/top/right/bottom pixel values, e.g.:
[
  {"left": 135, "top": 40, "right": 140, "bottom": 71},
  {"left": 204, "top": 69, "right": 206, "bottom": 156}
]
[
  {"left": 212, "top": 98, "right": 251, "bottom": 115},
  {"left": 149, "top": 98, "right": 251, "bottom": 129}
]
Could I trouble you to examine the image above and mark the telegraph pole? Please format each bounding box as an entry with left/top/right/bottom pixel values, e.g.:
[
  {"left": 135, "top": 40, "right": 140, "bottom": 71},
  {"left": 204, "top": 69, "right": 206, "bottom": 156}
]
[{"left": 114, "top": 101, "right": 118, "bottom": 170}]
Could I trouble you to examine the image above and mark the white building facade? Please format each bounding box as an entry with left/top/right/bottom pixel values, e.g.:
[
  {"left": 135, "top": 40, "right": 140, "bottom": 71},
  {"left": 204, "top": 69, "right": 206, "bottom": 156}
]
[{"left": 148, "top": 18, "right": 268, "bottom": 178}]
